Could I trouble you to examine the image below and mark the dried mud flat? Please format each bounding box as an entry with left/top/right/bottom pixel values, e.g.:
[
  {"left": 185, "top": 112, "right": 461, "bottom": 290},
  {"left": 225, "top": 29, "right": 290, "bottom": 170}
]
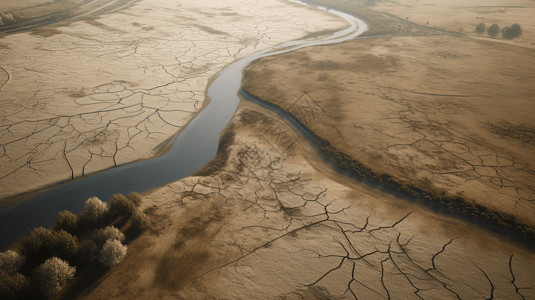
[
  {"left": 244, "top": 12, "right": 535, "bottom": 232},
  {"left": 69, "top": 105, "right": 535, "bottom": 299},
  {"left": 2, "top": 0, "right": 535, "bottom": 299},
  {"left": 371, "top": 0, "right": 535, "bottom": 48},
  {"left": 0, "top": 0, "right": 345, "bottom": 200}
]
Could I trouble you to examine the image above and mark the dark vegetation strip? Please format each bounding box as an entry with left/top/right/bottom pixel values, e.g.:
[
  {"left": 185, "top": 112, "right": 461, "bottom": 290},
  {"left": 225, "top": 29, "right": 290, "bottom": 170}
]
[
  {"left": 196, "top": 129, "right": 235, "bottom": 176},
  {"left": 241, "top": 88, "right": 535, "bottom": 250}
]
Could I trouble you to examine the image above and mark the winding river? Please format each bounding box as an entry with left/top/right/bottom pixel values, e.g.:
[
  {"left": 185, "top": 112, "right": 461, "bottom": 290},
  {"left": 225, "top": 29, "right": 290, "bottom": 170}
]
[{"left": 0, "top": 1, "right": 368, "bottom": 249}]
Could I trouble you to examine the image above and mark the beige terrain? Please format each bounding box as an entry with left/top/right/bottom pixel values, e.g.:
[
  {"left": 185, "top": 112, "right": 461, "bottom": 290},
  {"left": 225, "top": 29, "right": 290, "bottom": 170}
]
[
  {"left": 371, "top": 0, "right": 535, "bottom": 48},
  {"left": 0, "top": 0, "right": 345, "bottom": 200},
  {"left": 0, "top": 0, "right": 129, "bottom": 29},
  {"left": 244, "top": 2, "right": 535, "bottom": 231},
  {"left": 2, "top": 0, "right": 534, "bottom": 299},
  {"left": 0, "top": 0, "right": 52, "bottom": 11},
  {"left": 70, "top": 104, "right": 535, "bottom": 299}
]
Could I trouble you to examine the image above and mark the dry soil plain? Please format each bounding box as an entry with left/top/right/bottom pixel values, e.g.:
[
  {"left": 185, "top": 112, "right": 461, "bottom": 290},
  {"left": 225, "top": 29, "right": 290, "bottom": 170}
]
[
  {"left": 245, "top": 1, "right": 535, "bottom": 235},
  {"left": 0, "top": 0, "right": 344, "bottom": 199},
  {"left": 1, "top": 0, "right": 535, "bottom": 299},
  {"left": 71, "top": 1, "right": 535, "bottom": 299}
]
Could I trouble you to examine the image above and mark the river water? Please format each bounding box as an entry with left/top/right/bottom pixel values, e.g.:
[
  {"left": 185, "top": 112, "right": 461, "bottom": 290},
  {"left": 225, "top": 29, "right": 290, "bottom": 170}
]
[{"left": 0, "top": 2, "right": 367, "bottom": 249}]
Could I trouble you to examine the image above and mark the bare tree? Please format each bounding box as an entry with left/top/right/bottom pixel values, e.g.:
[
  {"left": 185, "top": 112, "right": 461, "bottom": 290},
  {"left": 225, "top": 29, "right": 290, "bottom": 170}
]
[
  {"left": 487, "top": 24, "right": 500, "bottom": 37},
  {"left": 54, "top": 210, "right": 79, "bottom": 233},
  {"left": 475, "top": 22, "right": 486, "bottom": 34},
  {"left": 33, "top": 257, "right": 76, "bottom": 298},
  {"left": 98, "top": 239, "right": 127, "bottom": 268},
  {"left": 502, "top": 23, "right": 522, "bottom": 39},
  {"left": 0, "top": 250, "right": 24, "bottom": 275},
  {"left": 81, "top": 197, "right": 108, "bottom": 221},
  {"left": 91, "top": 226, "right": 125, "bottom": 247}
]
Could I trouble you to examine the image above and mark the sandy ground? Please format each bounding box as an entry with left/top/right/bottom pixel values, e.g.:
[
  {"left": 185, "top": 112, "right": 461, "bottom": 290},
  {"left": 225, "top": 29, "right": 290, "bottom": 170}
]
[
  {"left": 0, "top": 0, "right": 54, "bottom": 11},
  {"left": 0, "top": 0, "right": 346, "bottom": 200},
  {"left": 370, "top": 0, "right": 535, "bottom": 48},
  {"left": 244, "top": 29, "right": 535, "bottom": 228},
  {"left": 68, "top": 104, "right": 535, "bottom": 299},
  {"left": 1, "top": 0, "right": 82, "bottom": 26}
]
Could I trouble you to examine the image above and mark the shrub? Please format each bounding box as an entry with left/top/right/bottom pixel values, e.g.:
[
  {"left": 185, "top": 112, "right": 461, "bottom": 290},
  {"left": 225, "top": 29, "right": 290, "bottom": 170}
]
[
  {"left": 98, "top": 239, "right": 127, "bottom": 268},
  {"left": 54, "top": 210, "right": 79, "bottom": 233},
  {"left": 91, "top": 226, "right": 125, "bottom": 247},
  {"left": 475, "top": 22, "right": 485, "bottom": 34},
  {"left": 502, "top": 23, "right": 522, "bottom": 39},
  {"left": 487, "top": 24, "right": 499, "bottom": 37},
  {"left": 33, "top": 257, "right": 75, "bottom": 298},
  {"left": 0, "top": 250, "right": 24, "bottom": 275},
  {"left": 0, "top": 251, "right": 26, "bottom": 299},
  {"left": 21, "top": 227, "right": 79, "bottom": 265},
  {"left": 81, "top": 196, "right": 108, "bottom": 221},
  {"left": 131, "top": 211, "right": 150, "bottom": 231},
  {"left": 0, "top": 272, "right": 29, "bottom": 300},
  {"left": 127, "top": 192, "right": 143, "bottom": 208},
  {"left": 109, "top": 193, "right": 136, "bottom": 218}
]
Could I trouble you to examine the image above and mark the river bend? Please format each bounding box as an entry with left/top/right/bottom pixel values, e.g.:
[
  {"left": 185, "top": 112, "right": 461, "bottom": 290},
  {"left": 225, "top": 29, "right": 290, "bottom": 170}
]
[{"left": 0, "top": 1, "right": 368, "bottom": 249}]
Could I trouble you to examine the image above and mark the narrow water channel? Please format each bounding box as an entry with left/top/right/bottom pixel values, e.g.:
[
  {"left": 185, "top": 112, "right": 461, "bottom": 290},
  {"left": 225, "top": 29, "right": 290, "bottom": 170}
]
[{"left": 0, "top": 2, "right": 368, "bottom": 249}]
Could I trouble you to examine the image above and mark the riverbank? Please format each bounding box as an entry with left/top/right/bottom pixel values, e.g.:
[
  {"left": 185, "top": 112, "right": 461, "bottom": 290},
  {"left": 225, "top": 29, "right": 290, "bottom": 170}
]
[
  {"left": 67, "top": 103, "right": 535, "bottom": 299},
  {"left": 243, "top": 7, "right": 535, "bottom": 236},
  {"left": 0, "top": 0, "right": 346, "bottom": 200}
]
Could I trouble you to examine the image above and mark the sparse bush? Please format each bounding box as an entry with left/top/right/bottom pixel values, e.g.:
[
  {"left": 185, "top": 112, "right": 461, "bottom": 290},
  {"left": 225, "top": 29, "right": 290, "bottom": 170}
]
[
  {"left": 0, "top": 250, "right": 24, "bottom": 275},
  {"left": 502, "top": 23, "right": 522, "bottom": 39},
  {"left": 54, "top": 210, "right": 79, "bottom": 233},
  {"left": 127, "top": 192, "right": 143, "bottom": 208},
  {"left": 109, "top": 193, "right": 136, "bottom": 218},
  {"left": 131, "top": 211, "right": 150, "bottom": 231},
  {"left": 21, "top": 227, "right": 79, "bottom": 265},
  {"left": 81, "top": 196, "right": 108, "bottom": 221},
  {"left": 0, "top": 272, "right": 29, "bottom": 300},
  {"left": 475, "top": 22, "right": 486, "bottom": 34},
  {"left": 487, "top": 24, "right": 500, "bottom": 37},
  {"left": 98, "top": 239, "right": 127, "bottom": 268},
  {"left": 91, "top": 226, "right": 125, "bottom": 248},
  {"left": 33, "top": 257, "right": 75, "bottom": 298}
]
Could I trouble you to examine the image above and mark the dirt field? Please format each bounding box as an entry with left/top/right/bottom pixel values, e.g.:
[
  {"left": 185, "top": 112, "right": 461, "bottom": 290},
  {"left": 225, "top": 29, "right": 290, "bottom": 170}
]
[
  {"left": 0, "top": 0, "right": 345, "bottom": 200},
  {"left": 1, "top": 0, "right": 83, "bottom": 27},
  {"left": 244, "top": 17, "right": 535, "bottom": 234},
  {"left": 0, "top": 0, "right": 53, "bottom": 11},
  {"left": 65, "top": 104, "right": 535, "bottom": 299},
  {"left": 3, "top": 0, "right": 534, "bottom": 298},
  {"left": 371, "top": 0, "right": 535, "bottom": 48}
]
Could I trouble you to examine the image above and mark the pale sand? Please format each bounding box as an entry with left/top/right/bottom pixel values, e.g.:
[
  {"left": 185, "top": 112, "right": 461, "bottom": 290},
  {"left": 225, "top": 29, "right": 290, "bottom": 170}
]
[
  {"left": 71, "top": 104, "right": 535, "bottom": 299},
  {"left": 0, "top": 0, "right": 346, "bottom": 200}
]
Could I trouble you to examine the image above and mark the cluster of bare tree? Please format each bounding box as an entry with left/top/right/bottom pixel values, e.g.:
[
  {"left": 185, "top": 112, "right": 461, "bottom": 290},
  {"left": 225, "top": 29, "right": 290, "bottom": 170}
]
[
  {"left": 0, "top": 193, "right": 149, "bottom": 299},
  {"left": 475, "top": 22, "right": 523, "bottom": 39}
]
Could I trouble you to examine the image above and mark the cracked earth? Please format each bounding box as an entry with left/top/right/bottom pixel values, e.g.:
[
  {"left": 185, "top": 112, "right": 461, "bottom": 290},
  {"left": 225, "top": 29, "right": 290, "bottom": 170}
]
[
  {"left": 0, "top": 0, "right": 345, "bottom": 200},
  {"left": 369, "top": 0, "right": 535, "bottom": 49},
  {"left": 243, "top": 33, "right": 535, "bottom": 227},
  {"left": 74, "top": 105, "right": 535, "bottom": 299}
]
